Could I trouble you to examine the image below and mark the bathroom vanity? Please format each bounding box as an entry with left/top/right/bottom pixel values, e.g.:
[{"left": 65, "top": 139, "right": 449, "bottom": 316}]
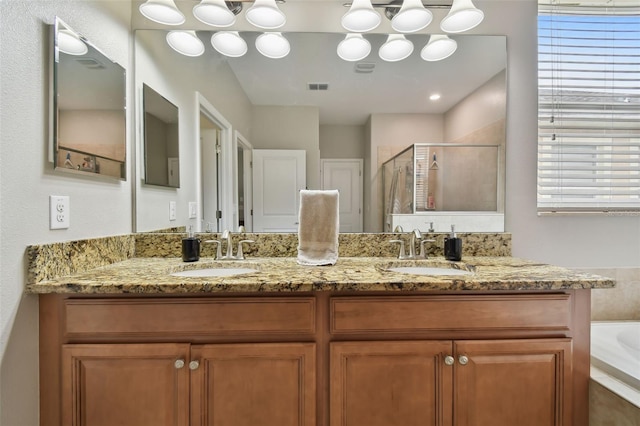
[{"left": 27, "top": 234, "right": 613, "bottom": 426}]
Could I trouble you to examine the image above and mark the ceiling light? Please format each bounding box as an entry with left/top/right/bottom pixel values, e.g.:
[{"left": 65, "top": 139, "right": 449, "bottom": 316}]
[
  {"left": 341, "top": 0, "right": 381, "bottom": 33},
  {"left": 246, "top": 0, "right": 286, "bottom": 29},
  {"left": 211, "top": 31, "right": 248, "bottom": 57},
  {"left": 255, "top": 32, "right": 290, "bottom": 59},
  {"left": 166, "top": 31, "right": 205, "bottom": 57},
  {"left": 420, "top": 34, "right": 457, "bottom": 61},
  {"left": 193, "top": 0, "right": 238, "bottom": 27},
  {"left": 430, "top": 94, "right": 441, "bottom": 100},
  {"left": 337, "top": 34, "right": 371, "bottom": 62},
  {"left": 58, "top": 29, "right": 88, "bottom": 56},
  {"left": 378, "top": 34, "right": 414, "bottom": 62},
  {"left": 392, "top": 0, "right": 433, "bottom": 33},
  {"left": 139, "top": 0, "right": 185, "bottom": 25},
  {"left": 440, "top": 0, "right": 484, "bottom": 33}
]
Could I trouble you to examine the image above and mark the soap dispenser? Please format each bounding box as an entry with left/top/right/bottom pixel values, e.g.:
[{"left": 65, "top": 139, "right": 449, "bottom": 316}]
[
  {"left": 444, "top": 225, "right": 462, "bottom": 261},
  {"left": 182, "top": 226, "right": 200, "bottom": 262}
]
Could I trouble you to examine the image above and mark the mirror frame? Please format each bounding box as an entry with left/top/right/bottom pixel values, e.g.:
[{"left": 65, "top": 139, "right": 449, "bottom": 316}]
[{"left": 50, "top": 17, "right": 127, "bottom": 181}]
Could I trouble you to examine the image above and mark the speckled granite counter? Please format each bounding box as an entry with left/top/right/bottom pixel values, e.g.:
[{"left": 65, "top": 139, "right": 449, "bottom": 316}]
[{"left": 25, "top": 256, "right": 614, "bottom": 294}]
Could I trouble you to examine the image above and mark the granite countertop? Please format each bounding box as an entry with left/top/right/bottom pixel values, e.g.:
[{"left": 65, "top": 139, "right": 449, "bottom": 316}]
[{"left": 25, "top": 256, "right": 615, "bottom": 294}]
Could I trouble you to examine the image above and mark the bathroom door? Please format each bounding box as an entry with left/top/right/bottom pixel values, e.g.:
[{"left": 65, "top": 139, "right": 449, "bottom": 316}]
[
  {"left": 252, "top": 149, "right": 306, "bottom": 232},
  {"left": 321, "top": 159, "right": 363, "bottom": 232}
]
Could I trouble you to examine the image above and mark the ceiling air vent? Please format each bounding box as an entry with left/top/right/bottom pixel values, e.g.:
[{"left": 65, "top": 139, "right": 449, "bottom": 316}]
[
  {"left": 308, "top": 82, "right": 329, "bottom": 91},
  {"left": 354, "top": 62, "right": 375, "bottom": 74},
  {"left": 75, "top": 57, "right": 105, "bottom": 69}
]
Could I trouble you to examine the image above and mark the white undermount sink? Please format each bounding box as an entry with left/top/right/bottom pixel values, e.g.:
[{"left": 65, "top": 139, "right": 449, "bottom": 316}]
[
  {"left": 170, "top": 266, "right": 258, "bottom": 278},
  {"left": 385, "top": 266, "right": 473, "bottom": 276}
]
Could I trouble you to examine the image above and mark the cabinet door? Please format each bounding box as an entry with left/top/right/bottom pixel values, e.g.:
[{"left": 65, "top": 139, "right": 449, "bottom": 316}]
[
  {"left": 330, "top": 341, "right": 454, "bottom": 426},
  {"left": 454, "top": 339, "right": 572, "bottom": 426},
  {"left": 62, "top": 343, "right": 190, "bottom": 426},
  {"left": 190, "top": 343, "right": 316, "bottom": 426}
]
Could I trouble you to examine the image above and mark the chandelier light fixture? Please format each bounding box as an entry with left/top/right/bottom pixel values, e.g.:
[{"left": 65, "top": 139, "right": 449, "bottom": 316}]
[
  {"left": 420, "top": 34, "right": 457, "bottom": 61},
  {"left": 210, "top": 31, "right": 248, "bottom": 57},
  {"left": 337, "top": 33, "right": 372, "bottom": 61},
  {"left": 57, "top": 29, "right": 88, "bottom": 55},
  {"left": 166, "top": 30, "right": 205, "bottom": 57},
  {"left": 193, "top": 0, "right": 239, "bottom": 27},
  {"left": 440, "top": 0, "right": 484, "bottom": 33},
  {"left": 255, "top": 32, "right": 290, "bottom": 58},
  {"left": 341, "top": 0, "right": 382, "bottom": 32},
  {"left": 139, "top": 0, "right": 185, "bottom": 25},
  {"left": 379, "top": 34, "right": 414, "bottom": 62},
  {"left": 391, "top": 0, "right": 433, "bottom": 33},
  {"left": 246, "top": 0, "right": 287, "bottom": 29}
]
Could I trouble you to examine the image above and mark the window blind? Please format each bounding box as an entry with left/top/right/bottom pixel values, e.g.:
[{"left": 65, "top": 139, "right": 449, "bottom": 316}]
[{"left": 537, "top": 3, "right": 640, "bottom": 213}]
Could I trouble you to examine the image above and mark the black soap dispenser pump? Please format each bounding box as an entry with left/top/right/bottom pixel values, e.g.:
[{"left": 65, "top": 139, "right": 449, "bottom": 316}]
[
  {"left": 182, "top": 226, "right": 200, "bottom": 262},
  {"left": 444, "top": 225, "right": 462, "bottom": 261}
]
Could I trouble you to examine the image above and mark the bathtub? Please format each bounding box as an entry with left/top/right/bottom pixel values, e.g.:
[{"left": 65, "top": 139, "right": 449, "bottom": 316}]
[{"left": 591, "top": 321, "right": 640, "bottom": 409}]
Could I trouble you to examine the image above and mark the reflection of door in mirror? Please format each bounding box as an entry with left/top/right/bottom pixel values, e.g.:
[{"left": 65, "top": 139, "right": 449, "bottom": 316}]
[
  {"left": 200, "top": 113, "right": 221, "bottom": 233},
  {"left": 321, "top": 159, "right": 363, "bottom": 232},
  {"left": 253, "top": 150, "right": 306, "bottom": 232},
  {"left": 235, "top": 132, "right": 253, "bottom": 232}
]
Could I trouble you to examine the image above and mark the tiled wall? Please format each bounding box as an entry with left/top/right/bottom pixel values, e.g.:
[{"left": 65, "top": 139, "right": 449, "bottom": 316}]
[{"left": 575, "top": 267, "right": 640, "bottom": 320}]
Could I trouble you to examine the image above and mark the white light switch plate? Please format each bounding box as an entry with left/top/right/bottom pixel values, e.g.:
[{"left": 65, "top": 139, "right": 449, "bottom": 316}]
[
  {"left": 49, "top": 195, "right": 70, "bottom": 229},
  {"left": 169, "top": 201, "right": 177, "bottom": 221},
  {"left": 188, "top": 202, "right": 197, "bottom": 219}
]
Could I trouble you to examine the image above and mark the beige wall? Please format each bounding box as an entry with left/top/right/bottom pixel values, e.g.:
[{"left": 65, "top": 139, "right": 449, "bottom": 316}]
[
  {"left": 250, "top": 105, "right": 321, "bottom": 190},
  {"left": 59, "top": 110, "right": 126, "bottom": 160},
  {"left": 320, "top": 124, "right": 366, "bottom": 159},
  {"left": 577, "top": 267, "right": 640, "bottom": 321}
]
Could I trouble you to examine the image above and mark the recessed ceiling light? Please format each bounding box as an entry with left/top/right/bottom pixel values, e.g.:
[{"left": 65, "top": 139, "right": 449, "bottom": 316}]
[{"left": 430, "top": 94, "right": 441, "bottom": 101}]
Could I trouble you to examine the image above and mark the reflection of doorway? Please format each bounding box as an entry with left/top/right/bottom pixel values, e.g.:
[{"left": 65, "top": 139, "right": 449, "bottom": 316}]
[
  {"left": 235, "top": 131, "right": 253, "bottom": 232},
  {"left": 252, "top": 149, "right": 306, "bottom": 232},
  {"left": 197, "top": 93, "right": 233, "bottom": 233},
  {"left": 167, "top": 157, "right": 179, "bottom": 188},
  {"left": 321, "top": 159, "right": 363, "bottom": 232},
  {"left": 200, "top": 115, "right": 221, "bottom": 232}
]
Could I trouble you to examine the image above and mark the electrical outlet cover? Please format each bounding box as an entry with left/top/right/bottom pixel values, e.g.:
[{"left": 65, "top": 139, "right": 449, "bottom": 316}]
[
  {"left": 169, "top": 201, "right": 177, "bottom": 221},
  {"left": 49, "top": 195, "right": 70, "bottom": 229},
  {"left": 188, "top": 202, "right": 197, "bottom": 219}
]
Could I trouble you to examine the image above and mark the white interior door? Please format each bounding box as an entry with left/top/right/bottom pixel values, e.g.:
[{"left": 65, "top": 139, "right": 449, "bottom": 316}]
[
  {"left": 253, "top": 149, "right": 306, "bottom": 232},
  {"left": 321, "top": 159, "right": 363, "bottom": 232},
  {"left": 201, "top": 127, "right": 220, "bottom": 232}
]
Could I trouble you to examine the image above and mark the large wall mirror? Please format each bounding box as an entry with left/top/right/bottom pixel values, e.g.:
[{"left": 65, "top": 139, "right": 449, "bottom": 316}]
[
  {"left": 51, "top": 17, "right": 126, "bottom": 180},
  {"left": 134, "top": 29, "right": 506, "bottom": 232},
  {"left": 143, "top": 83, "right": 180, "bottom": 187}
]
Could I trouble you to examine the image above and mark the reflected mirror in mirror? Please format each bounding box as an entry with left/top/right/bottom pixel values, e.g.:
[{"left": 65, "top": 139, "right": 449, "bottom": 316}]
[
  {"left": 143, "top": 83, "right": 180, "bottom": 187},
  {"left": 52, "top": 17, "right": 126, "bottom": 180}
]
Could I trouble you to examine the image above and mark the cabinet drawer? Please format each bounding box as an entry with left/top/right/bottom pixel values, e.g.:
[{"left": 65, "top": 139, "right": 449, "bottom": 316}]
[
  {"left": 331, "top": 294, "right": 572, "bottom": 334},
  {"left": 63, "top": 297, "right": 316, "bottom": 339}
]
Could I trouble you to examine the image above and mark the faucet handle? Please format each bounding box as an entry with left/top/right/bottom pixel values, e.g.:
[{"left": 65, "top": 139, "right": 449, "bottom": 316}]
[
  {"left": 419, "top": 239, "right": 436, "bottom": 259},
  {"left": 236, "top": 240, "right": 255, "bottom": 260},
  {"left": 389, "top": 239, "right": 408, "bottom": 259},
  {"left": 204, "top": 240, "right": 222, "bottom": 259}
]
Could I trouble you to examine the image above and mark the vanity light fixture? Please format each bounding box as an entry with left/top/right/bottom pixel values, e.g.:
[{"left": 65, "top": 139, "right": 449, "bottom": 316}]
[
  {"left": 440, "top": 0, "right": 484, "bottom": 33},
  {"left": 337, "top": 34, "right": 372, "bottom": 61},
  {"left": 342, "top": 0, "right": 382, "bottom": 33},
  {"left": 255, "top": 32, "right": 290, "bottom": 58},
  {"left": 391, "top": 0, "right": 433, "bottom": 33},
  {"left": 58, "top": 29, "right": 88, "bottom": 55},
  {"left": 246, "top": 0, "right": 286, "bottom": 29},
  {"left": 378, "top": 34, "right": 414, "bottom": 62},
  {"left": 211, "top": 31, "right": 248, "bottom": 57},
  {"left": 166, "top": 30, "right": 205, "bottom": 57},
  {"left": 193, "top": 0, "right": 240, "bottom": 27},
  {"left": 139, "top": 0, "right": 185, "bottom": 25},
  {"left": 420, "top": 34, "right": 457, "bottom": 61}
]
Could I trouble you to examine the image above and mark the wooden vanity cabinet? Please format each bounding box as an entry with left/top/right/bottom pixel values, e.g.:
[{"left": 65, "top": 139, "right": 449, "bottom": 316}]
[{"left": 39, "top": 290, "right": 590, "bottom": 426}]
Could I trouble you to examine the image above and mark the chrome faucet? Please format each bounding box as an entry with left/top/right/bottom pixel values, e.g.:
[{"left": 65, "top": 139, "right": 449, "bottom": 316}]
[{"left": 389, "top": 229, "right": 428, "bottom": 260}]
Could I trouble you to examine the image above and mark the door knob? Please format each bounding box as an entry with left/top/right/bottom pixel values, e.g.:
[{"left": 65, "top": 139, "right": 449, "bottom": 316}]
[
  {"left": 189, "top": 360, "right": 200, "bottom": 370},
  {"left": 174, "top": 359, "right": 185, "bottom": 369},
  {"left": 458, "top": 355, "right": 469, "bottom": 365},
  {"left": 444, "top": 355, "right": 454, "bottom": 366}
]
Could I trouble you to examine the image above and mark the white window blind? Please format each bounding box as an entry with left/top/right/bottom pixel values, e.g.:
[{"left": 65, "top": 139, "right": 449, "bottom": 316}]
[{"left": 537, "top": 2, "right": 640, "bottom": 213}]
